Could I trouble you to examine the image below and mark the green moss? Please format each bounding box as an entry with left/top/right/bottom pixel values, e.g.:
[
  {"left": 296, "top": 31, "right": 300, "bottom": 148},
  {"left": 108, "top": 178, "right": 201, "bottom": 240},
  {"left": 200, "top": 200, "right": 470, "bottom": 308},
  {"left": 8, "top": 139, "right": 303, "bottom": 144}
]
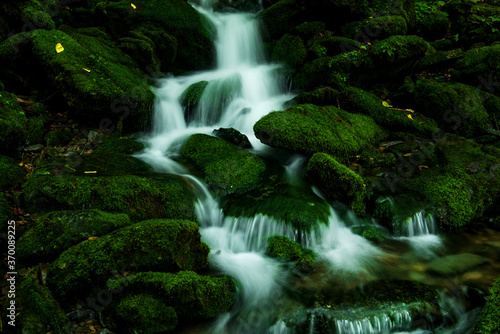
[
  {"left": 254, "top": 104, "right": 387, "bottom": 162},
  {"left": 358, "top": 145, "right": 397, "bottom": 168},
  {"left": 371, "top": 35, "right": 435, "bottom": 63},
  {"left": 119, "top": 29, "right": 160, "bottom": 70},
  {"left": 0, "top": 155, "right": 24, "bottom": 190},
  {"left": 18, "top": 209, "right": 132, "bottom": 263},
  {"left": 19, "top": 268, "right": 70, "bottom": 333},
  {"left": 342, "top": 15, "right": 408, "bottom": 39},
  {"left": 21, "top": 0, "right": 56, "bottom": 31},
  {"left": 454, "top": 44, "right": 500, "bottom": 89},
  {"left": 44, "top": 129, "right": 74, "bottom": 146},
  {"left": 292, "top": 22, "right": 326, "bottom": 39},
  {"left": 272, "top": 34, "right": 307, "bottom": 68},
  {"left": 26, "top": 116, "right": 48, "bottom": 145},
  {"left": 181, "top": 134, "right": 267, "bottom": 194},
  {"left": 75, "top": 151, "right": 152, "bottom": 176},
  {"left": 47, "top": 219, "right": 210, "bottom": 298},
  {"left": 351, "top": 225, "right": 389, "bottom": 241},
  {"left": 294, "top": 56, "right": 354, "bottom": 90},
  {"left": 306, "top": 153, "right": 366, "bottom": 215},
  {"left": 114, "top": 294, "right": 178, "bottom": 333},
  {"left": 94, "top": 0, "right": 214, "bottom": 71},
  {"left": 8, "top": 28, "right": 155, "bottom": 133},
  {"left": 342, "top": 86, "right": 439, "bottom": 135},
  {"left": 285, "top": 87, "right": 340, "bottom": 107},
  {"left": 181, "top": 81, "right": 208, "bottom": 117},
  {"left": 0, "top": 91, "right": 27, "bottom": 155},
  {"left": 406, "top": 134, "right": 500, "bottom": 227},
  {"left": 413, "top": 80, "right": 492, "bottom": 137},
  {"left": 213, "top": 127, "right": 252, "bottom": 148},
  {"left": 0, "top": 193, "right": 12, "bottom": 232},
  {"left": 94, "top": 137, "right": 145, "bottom": 154},
  {"left": 258, "top": 0, "right": 306, "bottom": 40},
  {"left": 23, "top": 173, "right": 196, "bottom": 221},
  {"left": 416, "top": 8, "right": 449, "bottom": 40},
  {"left": 107, "top": 271, "right": 236, "bottom": 320},
  {"left": 473, "top": 276, "right": 500, "bottom": 333},
  {"left": 266, "top": 235, "right": 316, "bottom": 272}
]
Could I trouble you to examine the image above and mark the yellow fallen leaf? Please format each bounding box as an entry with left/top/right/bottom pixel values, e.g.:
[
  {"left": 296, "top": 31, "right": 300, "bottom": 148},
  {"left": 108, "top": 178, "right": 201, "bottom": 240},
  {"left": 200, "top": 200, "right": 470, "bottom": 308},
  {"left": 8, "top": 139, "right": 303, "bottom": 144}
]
[
  {"left": 382, "top": 101, "right": 393, "bottom": 108},
  {"left": 131, "top": 3, "right": 136, "bottom": 9},
  {"left": 83, "top": 68, "right": 91, "bottom": 72},
  {"left": 407, "top": 114, "right": 413, "bottom": 120},
  {"left": 84, "top": 171, "right": 97, "bottom": 174},
  {"left": 55, "top": 43, "right": 64, "bottom": 53},
  {"left": 379, "top": 146, "right": 387, "bottom": 151},
  {"left": 88, "top": 236, "right": 99, "bottom": 240},
  {"left": 363, "top": 184, "right": 366, "bottom": 187},
  {"left": 19, "top": 161, "right": 24, "bottom": 166},
  {"left": 404, "top": 153, "right": 411, "bottom": 157},
  {"left": 418, "top": 165, "right": 428, "bottom": 170}
]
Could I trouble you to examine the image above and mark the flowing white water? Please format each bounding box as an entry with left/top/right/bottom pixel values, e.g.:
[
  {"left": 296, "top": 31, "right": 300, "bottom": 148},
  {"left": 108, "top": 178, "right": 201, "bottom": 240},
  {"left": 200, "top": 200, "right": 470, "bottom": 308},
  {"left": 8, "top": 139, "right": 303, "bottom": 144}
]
[{"left": 334, "top": 309, "right": 411, "bottom": 334}]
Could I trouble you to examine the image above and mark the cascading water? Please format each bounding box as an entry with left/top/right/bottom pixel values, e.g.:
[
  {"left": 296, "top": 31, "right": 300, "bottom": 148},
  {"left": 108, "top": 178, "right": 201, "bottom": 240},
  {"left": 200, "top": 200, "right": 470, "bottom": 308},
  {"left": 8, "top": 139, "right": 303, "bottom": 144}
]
[{"left": 136, "top": 1, "right": 482, "bottom": 333}]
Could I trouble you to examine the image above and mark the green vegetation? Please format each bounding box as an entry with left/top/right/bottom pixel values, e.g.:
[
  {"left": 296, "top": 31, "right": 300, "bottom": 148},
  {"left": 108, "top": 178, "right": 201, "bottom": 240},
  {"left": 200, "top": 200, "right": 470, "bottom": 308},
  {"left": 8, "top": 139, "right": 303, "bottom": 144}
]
[
  {"left": 18, "top": 210, "right": 132, "bottom": 263},
  {"left": 0, "top": 91, "right": 27, "bottom": 155},
  {"left": 181, "top": 134, "right": 267, "bottom": 194},
  {"left": 342, "top": 16, "right": 408, "bottom": 39},
  {"left": 272, "top": 34, "right": 307, "bottom": 68},
  {"left": 107, "top": 271, "right": 236, "bottom": 321},
  {"left": 473, "top": 276, "right": 500, "bottom": 333},
  {"left": 371, "top": 35, "right": 434, "bottom": 63},
  {"left": 0, "top": 155, "right": 24, "bottom": 190},
  {"left": 19, "top": 268, "right": 70, "bottom": 334},
  {"left": 23, "top": 173, "right": 196, "bottom": 221},
  {"left": 94, "top": 137, "right": 145, "bottom": 154},
  {"left": 306, "top": 153, "right": 366, "bottom": 215},
  {"left": 113, "top": 294, "right": 178, "bottom": 333},
  {"left": 47, "top": 219, "right": 210, "bottom": 298},
  {"left": 266, "top": 235, "right": 316, "bottom": 272},
  {"left": 254, "top": 104, "right": 387, "bottom": 162}
]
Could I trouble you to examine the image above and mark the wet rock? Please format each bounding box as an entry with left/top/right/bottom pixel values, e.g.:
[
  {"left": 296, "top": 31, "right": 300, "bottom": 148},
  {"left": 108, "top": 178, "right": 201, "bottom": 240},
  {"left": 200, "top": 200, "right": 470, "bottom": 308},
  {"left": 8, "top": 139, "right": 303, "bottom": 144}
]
[
  {"left": 266, "top": 235, "right": 316, "bottom": 272},
  {"left": 0, "top": 91, "right": 27, "bottom": 155},
  {"left": 306, "top": 153, "right": 366, "bottom": 215},
  {"left": 181, "top": 134, "right": 266, "bottom": 194},
  {"left": 106, "top": 271, "right": 236, "bottom": 325},
  {"left": 427, "top": 253, "right": 489, "bottom": 275},
  {"left": 213, "top": 127, "right": 252, "bottom": 148},
  {"left": 47, "top": 219, "right": 210, "bottom": 298},
  {"left": 254, "top": 104, "right": 387, "bottom": 162},
  {"left": 23, "top": 173, "right": 196, "bottom": 222},
  {"left": 18, "top": 210, "right": 133, "bottom": 263},
  {"left": 19, "top": 267, "right": 70, "bottom": 333}
]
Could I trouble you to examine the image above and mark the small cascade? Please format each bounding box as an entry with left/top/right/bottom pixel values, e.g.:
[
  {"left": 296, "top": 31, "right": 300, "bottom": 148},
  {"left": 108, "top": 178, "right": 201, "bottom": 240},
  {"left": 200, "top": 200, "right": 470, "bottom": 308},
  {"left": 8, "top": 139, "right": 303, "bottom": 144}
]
[
  {"left": 334, "top": 309, "right": 411, "bottom": 334},
  {"left": 268, "top": 320, "right": 293, "bottom": 334},
  {"left": 405, "top": 211, "right": 436, "bottom": 237},
  {"left": 284, "top": 155, "right": 306, "bottom": 185}
]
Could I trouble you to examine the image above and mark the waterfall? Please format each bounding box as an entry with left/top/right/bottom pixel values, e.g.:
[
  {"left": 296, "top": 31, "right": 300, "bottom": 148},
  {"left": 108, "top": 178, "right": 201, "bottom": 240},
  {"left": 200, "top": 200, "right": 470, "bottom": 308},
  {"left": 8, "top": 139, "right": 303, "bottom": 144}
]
[{"left": 404, "top": 211, "right": 436, "bottom": 237}]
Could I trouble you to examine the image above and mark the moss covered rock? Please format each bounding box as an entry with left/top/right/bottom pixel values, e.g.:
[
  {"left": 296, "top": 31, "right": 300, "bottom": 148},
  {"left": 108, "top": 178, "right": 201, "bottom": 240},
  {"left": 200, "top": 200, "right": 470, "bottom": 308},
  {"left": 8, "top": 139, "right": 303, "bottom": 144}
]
[
  {"left": 181, "top": 80, "right": 208, "bottom": 122},
  {"left": 342, "top": 15, "right": 408, "bottom": 40},
  {"left": 415, "top": 7, "right": 449, "bottom": 40},
  {"left": 266, "top": 235, "right": 316, "bottom": 272},
  {"left": 47, "top": 219, "right": 210, "bottom": 298},
  {"left": 113, "top": 294, "right": 178, "bottom": 333},
  {"left": 272, "top": 33, "right": 307, "bottom": 69},
  {"left": 454, "top": 44, "right": 500, "bottom": 90},
  {"left": 371, "top": 35, "right": 435, "bottom": 63},
  {"left": 23, "top": 173, "right": 196, "bottom": 222},
  {"left": 0, "top": 155, "right": 24, "bottom": 190},
  {"left": 413, "top": 80, "right": 493, "bottom": 137},
  {"left": 213, "top": 127, "right": 252, "bottom": 148},
  {"left": 0, "top": 91, "right": 27, "bottom": 155},
  {"left": 94, "top": 136, "right": 145, "bottom": 154},
  {"left": 341, "top": 86, "right": 438, "bottom": 135},
  {"left": 473, "top": 276, "right": 500, "bottom": 333},
  {"left": 181, "top": 134, "right": 266, "bottom": 194},
  {"left": 19, "top": 267, "right": 70, "bottom": 334},
  {"left": 94, "top": 0, "right": 214, "bottom": 71},
  {"left": 254, "top": 104, "right": 387, "bottom": 162},
  {"left": 406, "top": 134, "right": 500, "bottom": 227},
  {"left": 18, "top": 210, "right": 132, "bottom": 263},
  {"left": 258, "top": 0, "right": 306, "bottom": 41},
  {"left": 306, "top": 153, "right": 366, "bottom": 215},
  {"left": 1, "top": 28, "right": 154, "bottom": 133},
  {"left": 107, "top": 271, "right": 236, "bottom": 321}
]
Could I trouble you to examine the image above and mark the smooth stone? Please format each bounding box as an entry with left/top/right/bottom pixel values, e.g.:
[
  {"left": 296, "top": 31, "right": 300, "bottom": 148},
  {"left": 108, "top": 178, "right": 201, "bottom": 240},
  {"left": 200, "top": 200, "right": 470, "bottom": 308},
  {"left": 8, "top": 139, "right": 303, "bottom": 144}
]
[{"left": 427, "top": 253, "right": 489, "bottom": 275}]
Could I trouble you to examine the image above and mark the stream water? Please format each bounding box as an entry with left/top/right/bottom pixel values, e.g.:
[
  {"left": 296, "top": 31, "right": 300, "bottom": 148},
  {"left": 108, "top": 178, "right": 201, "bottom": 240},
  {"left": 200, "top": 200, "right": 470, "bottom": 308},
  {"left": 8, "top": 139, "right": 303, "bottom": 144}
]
[{"left": 136, "top": 1, "right": 499, "bottom": 333}]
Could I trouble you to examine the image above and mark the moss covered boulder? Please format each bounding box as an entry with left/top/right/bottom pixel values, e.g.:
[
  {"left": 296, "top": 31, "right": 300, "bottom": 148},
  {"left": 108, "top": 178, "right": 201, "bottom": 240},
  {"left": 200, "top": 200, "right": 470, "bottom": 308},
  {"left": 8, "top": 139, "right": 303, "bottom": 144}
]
[
  {"left": 371, "top": 35, "right": 435, "bottom": 64},
  {"left": 112, "top": 294, "right": 178, "bottom": 333},
  {"left": 0, "top": 28, "right": 154, "bottom": 133},
  {"left": 415, "top": 7, "right": 449, "bottom": 41},
  {"left": 18, "top": 210, "right": 132, "bottom": 263},
  {"left": 473, "top": 276, "right": 500, "bottom": 333},
  {"left": 181, "top": 134, "right": 267, "bottom": 194},
  {"left": 258, "top": 0, "right": 306, "bottom": 41},
  {"left": 453, "top": 44, "right": 500, "bottom": 90},
  {"left": 47, "top": 219, "right": 210, "bottom": 298},
  {"left": 0, "top": 155, "right": 24, "bottom": 189},
  {"left": 342, "top": 15, "right": 408, "bottom": 40},
  {"left": 94, "top": 0, "right": 214, "bottom": 71},
  {"left": 266, "top": 235, "right": 316, "bottom": 272},
  {"left": 23, "top": 173, "right": 196, "bottom": 222},
  {"left": 19, "top": 267, "right": 70, "bottom": 334},
  {"left": 341, "top": 86, "right": 438, "bottom": 135},
  {"left": 0, "top": 91, "right": 27, "bottom": 155},
  {"left": 272, "top": 33, "right": 307, "bottom": 69},
  {"left": 254, "top": 104, "right": 387, "bottom": 162},
  {"left": 107, "top": 271, "right": 236, "bottom": 322},
  {"left": 406, "top": 134, "right": 500, "bottom": 227},
  {"left": 306, "top": 153, "right": 366, "bottom": 215},
  {"left": 181, "top": 80, "right": 208, "bottom": 122},
  {"left": 413, "top": 80, "right": 493, "bottom": 137},
  {"left": 94, "top": 136, "right": 145, "bottom": 155}
]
